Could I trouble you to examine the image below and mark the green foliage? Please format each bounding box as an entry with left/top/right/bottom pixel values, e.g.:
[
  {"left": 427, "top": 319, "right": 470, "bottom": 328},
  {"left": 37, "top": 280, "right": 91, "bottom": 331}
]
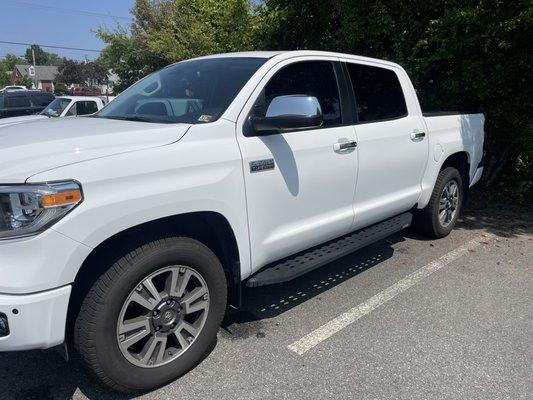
[
  {"left": 258, "top": 0, "right": 533, "bottom": 203},
  {"left": 54, "top": 82, "right": 69, "bottom": 95},
  {"left": 0, "top": 54, "right": 27, "bottom": 87},
  {"left": 24, "top": 44, "right": 63, "bottom": 66},
  {"left": 57, "top": 59, "right": 108, "bottom": 86},
  {"left": 97, "top": 0, "right": 254, "bottom": 90},
  {"left": 16, "top": 75, "right": 34, "bottom": 89}
]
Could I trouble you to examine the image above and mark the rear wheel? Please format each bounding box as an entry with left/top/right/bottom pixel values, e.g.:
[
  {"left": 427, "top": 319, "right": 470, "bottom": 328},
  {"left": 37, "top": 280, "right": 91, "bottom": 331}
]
[
  {"left": 74, "top": 237, "right": 227, "bottom": 392},
  {"left": 413, "top": 167, "right": 463, "bottom": 238}
]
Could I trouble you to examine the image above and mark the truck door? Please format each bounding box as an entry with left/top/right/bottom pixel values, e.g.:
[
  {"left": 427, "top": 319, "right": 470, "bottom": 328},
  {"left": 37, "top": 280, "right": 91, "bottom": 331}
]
[
  {"left": 343, "top": 61, "right": 429, "bottom": 229},
  {"left": 237, "top": 58, "right": 358, "bottom": 271}
]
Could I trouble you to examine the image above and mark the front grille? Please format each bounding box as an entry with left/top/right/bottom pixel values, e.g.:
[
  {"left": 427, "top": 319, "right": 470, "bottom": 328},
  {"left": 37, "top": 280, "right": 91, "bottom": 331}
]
[{"left": 0, "top": 313, "right": 9, "bottom": 337}]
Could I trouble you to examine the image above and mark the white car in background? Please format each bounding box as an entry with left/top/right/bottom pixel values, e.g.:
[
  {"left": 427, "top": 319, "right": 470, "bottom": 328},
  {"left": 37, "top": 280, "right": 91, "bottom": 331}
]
[
  {"left": 0, "top": 85, "right": 27, "bottom": 92},
  {"left": 0, "top": 96, "right": 105, "bottom": 127}
]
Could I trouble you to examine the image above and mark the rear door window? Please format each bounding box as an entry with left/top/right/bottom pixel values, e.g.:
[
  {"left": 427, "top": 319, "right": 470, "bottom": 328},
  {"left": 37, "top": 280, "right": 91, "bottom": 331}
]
[
  {"left": 29, "top": 93, "right": 54, "bottom": 107},
  {"left": 76, "top": 101, "right": 99, "bottom": 115},
  {"left": 6, "top": 94, "right": 31, "bottom": 108},
  {"left": 346, "top": 63, "right": 407, "bottom": 123}
]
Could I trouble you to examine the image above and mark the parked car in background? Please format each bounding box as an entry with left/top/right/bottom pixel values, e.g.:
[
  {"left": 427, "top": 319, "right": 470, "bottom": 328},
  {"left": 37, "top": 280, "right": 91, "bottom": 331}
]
[
  {"left": 70, "top": 86, "right": 101, "bottom": 96},
  {"left": 0, "top": 51, "right": 485, "bottom": 392},
  {"left": 0, "top": 86, "right": 28, "bottom": 93},
  {"left": 0, "top": 96, "right": 106, "bottom": 127},
  {"left": 0, "top": 90, "right": 54, "bottom": 119}
]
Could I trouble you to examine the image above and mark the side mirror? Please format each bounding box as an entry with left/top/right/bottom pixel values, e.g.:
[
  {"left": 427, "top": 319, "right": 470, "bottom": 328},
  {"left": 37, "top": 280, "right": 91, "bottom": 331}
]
[{"left": 249, "top": 95, "right": 323, "bottom": 135}]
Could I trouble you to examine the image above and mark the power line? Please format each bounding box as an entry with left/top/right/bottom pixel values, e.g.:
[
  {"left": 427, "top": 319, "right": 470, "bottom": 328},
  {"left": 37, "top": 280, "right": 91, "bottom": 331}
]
[
  {"left": 4, "top": 0, "right": 131, "bottom": 21},
  {"left": 0, "top": 40, "right": 102, "bottom": 53}
]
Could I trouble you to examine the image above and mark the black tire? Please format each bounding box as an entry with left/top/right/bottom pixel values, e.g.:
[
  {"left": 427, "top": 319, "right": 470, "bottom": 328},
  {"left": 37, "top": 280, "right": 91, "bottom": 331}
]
[
  {"left": 413, "top": 167, "right": 464, "bottom": 238},
  {"left": 73, "top": 237, "right": 227, "bottom": 393}
]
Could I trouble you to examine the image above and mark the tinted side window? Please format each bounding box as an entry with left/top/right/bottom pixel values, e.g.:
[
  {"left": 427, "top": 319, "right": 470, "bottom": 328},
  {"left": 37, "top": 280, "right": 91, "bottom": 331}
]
[
  {"left": 346, "top": 63, "right": 407, "bottom": 123},
  {"left": 29, "top": 93, "right": 54, "bottom": 106},
  {"left": 7, "top": 94, "right": 31, "bottom": 108},
  {"left": 261, "top": 61, "right": 341, "bottom": 126},
  {"left": 77, "top": 101, "right": 98, "bottom": 115}
]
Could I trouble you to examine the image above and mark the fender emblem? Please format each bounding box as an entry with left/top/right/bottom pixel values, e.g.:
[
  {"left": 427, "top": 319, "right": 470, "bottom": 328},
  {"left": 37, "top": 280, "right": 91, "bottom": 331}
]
[{"left": 250, "top": 158, "right": 275, "bottom": 173}]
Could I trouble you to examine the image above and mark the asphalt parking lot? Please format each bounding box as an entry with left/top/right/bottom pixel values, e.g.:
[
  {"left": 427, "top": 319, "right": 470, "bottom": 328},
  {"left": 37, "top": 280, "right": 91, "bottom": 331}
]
[{"left": 1, "top": 203, "right": 531, "bottom": 400}]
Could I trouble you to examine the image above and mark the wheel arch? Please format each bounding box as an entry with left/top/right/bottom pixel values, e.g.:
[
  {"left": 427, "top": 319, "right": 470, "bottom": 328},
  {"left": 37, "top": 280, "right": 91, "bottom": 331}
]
[
  {"left": 66, "top": 211, "right": 241, "bottom": 342},
  {"left": 440, "top": 151, "right": 470, "bottom": 204}
]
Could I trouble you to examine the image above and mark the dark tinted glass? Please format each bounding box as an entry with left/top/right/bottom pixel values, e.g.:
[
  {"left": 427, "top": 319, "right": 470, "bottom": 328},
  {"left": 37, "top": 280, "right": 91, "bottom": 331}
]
[
  {"left": 97, "top": 57, "right": 266, "bottom": 124},
  {"left": 29, "top": 92, "right": 54, "bottom": 106},
  {"left": 347, "top": 63, "right": 407, "bottom": 122},
  {"left": 7, "top": 94, "right": 31, "bottom": 108},
  {"left": 77, "top": 101, "right": 99, "bottom": 115},
  {"left": 260, "top": 61, "right": 341, "bottom": 126}
]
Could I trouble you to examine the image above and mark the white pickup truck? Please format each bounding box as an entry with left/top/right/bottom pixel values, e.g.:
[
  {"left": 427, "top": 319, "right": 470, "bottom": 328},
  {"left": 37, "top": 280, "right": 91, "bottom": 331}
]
[
  {"left": 0, "top": 51, "right": 484, "bottom": 392},
  {"left": 0, "top": 96, "right": 105, "bottom": 127}
]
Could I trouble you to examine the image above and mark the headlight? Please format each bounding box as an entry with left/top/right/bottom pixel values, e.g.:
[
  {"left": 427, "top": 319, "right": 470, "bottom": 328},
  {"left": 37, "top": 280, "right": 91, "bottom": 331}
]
[{"left": 0, "top": 181, "right": 82, "bottom": 240}]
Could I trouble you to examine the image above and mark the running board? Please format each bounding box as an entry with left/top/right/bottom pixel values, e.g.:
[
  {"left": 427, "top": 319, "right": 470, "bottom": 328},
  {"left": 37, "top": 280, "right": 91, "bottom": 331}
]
[{"left": 246, "top": 212, "right": 412, "bottom": 287}]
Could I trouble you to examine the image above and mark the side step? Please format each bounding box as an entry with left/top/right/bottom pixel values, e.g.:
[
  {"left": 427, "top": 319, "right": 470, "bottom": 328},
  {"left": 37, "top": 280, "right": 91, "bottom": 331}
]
[{"left": 246, "top": 212, "right": 412, "bottom": 287}]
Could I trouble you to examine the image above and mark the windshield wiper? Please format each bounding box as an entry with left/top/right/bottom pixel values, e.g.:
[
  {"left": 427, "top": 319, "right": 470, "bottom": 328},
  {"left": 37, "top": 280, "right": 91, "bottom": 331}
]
[{"left": 97, "top": 115, "right": 156, "bottom": 123}]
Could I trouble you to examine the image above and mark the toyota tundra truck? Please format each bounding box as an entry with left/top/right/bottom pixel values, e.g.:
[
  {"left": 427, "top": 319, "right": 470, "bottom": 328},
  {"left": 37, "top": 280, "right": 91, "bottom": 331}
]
[{"left": 0, "top": 51, "right": 484, "bottom": 392}]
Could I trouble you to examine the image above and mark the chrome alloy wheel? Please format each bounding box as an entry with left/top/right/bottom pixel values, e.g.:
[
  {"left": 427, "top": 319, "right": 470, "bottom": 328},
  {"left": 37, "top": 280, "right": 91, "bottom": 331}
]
[
  {"left": 439, "top": 180, "right": 459, "bottom": 227},
  {"left": 117, "top": 266, "right": 209, "bottom": 368}
]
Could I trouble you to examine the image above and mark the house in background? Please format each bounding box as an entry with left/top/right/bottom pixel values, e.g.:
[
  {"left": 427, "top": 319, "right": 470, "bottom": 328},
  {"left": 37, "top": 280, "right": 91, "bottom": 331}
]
[{"left": 11, "top": 65, "right": 59, "bottom": 92}]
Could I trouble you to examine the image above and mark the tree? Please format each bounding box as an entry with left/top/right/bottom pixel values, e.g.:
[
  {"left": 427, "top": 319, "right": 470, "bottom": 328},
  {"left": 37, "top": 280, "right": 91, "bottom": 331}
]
[
  {"left": 54, "top": 82, "right": 69, "bottom": 95},
  {"left": 0, "top": 53, "right": 26, "bottom": 87},
  {"left": 84, "top": 61, "right": 109, "bottom": 86},
  {"left": 16, "top": 75, "right": 34, "bottom": 89},
  {"left": 256, "top": 0, "right": 533, "bottom": 202},
  {"left": 57, "top": 59, "right": 108, "bottom": 86},
  {"left": 24, "top": 44, "right": 63, "bottom": 66},
  {"left": 97, "top": 0, "right": 255, "bottom": 91},
  {"left": 57, "top": 59, "right": 85, "bottom": 85}
]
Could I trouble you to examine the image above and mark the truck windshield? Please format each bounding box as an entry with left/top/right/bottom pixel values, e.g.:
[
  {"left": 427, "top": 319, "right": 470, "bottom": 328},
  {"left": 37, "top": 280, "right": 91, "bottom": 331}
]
[
  {"left": 96, "top": 57, "right": 266, "bottom": 124},
  {"left": 40, "top": 98, "right": 71, "bottom": 117}
]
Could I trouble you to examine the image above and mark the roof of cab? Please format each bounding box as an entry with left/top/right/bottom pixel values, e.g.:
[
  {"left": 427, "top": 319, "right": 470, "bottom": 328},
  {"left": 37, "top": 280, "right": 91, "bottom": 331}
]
[{"left": 192, "top": 50, "right": 402, "bottom": 69}]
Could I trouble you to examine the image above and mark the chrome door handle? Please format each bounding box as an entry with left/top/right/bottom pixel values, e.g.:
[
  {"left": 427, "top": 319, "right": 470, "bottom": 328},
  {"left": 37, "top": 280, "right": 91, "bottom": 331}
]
[
  {"left": 410, "top": 131, "right": 426, "bottom": 141},
  {"left": 333, "top": 140, "right": 357, "bottom": 151}
]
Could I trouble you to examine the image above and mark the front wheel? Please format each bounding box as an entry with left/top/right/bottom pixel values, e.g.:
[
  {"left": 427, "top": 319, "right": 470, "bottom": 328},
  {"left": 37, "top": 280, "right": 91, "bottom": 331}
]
[
  {"left": 413, "top": 167, "right": 464, "bottom": 238},
  {"left": 74, "top": 237, "right": 227, "bottom": 392}
]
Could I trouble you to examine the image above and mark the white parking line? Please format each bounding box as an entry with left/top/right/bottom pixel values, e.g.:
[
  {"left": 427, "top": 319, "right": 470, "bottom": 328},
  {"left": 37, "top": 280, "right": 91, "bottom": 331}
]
[{"left": 287, "top": 233, "right": 495, "bottom": 355}]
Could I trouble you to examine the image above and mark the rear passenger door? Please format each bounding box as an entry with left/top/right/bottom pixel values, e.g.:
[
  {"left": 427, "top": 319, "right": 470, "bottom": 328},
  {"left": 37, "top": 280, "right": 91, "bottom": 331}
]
[
  {"left": 237, "top": 58, "right": 358, "bottom": 271},
  {"left": 344, "top": 61, "right": 428, "bottom": 229}
]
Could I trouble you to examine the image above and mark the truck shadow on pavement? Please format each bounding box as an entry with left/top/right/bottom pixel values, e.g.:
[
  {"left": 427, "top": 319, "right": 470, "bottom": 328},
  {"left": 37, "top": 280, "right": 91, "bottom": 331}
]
[
  {"left": 0, "top": 202, "right": 529, "bottom": 399},
  {"left": 223, "top": 235, "right": 401, "bottom": 337}
]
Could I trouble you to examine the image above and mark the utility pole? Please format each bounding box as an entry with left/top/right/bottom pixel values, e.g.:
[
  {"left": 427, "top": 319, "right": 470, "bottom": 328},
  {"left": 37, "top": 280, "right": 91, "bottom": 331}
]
[{"left": 31, "top": 47, "right": 36, "bottom": 89}]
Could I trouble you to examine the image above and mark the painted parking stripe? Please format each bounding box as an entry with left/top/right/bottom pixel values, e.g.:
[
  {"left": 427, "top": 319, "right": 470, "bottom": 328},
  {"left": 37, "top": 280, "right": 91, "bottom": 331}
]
[{"left": 288, "top": 233, "right": 495, "bottom": 355}]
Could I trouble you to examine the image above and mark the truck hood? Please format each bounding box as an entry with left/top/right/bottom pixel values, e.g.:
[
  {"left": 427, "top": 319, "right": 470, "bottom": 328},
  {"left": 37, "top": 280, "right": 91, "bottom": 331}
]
[
  {"left": 0, "top": 117, "right": 190, "bottom": 183},
  {"left": 0, "top": 114, "right": 47, "bottom": 127}
]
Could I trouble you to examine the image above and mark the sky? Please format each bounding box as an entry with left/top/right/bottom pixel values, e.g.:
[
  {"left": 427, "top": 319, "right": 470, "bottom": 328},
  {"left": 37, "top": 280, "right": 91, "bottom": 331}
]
[{"left": 0, "top": 0, "right": 134, "bottom": 62}]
